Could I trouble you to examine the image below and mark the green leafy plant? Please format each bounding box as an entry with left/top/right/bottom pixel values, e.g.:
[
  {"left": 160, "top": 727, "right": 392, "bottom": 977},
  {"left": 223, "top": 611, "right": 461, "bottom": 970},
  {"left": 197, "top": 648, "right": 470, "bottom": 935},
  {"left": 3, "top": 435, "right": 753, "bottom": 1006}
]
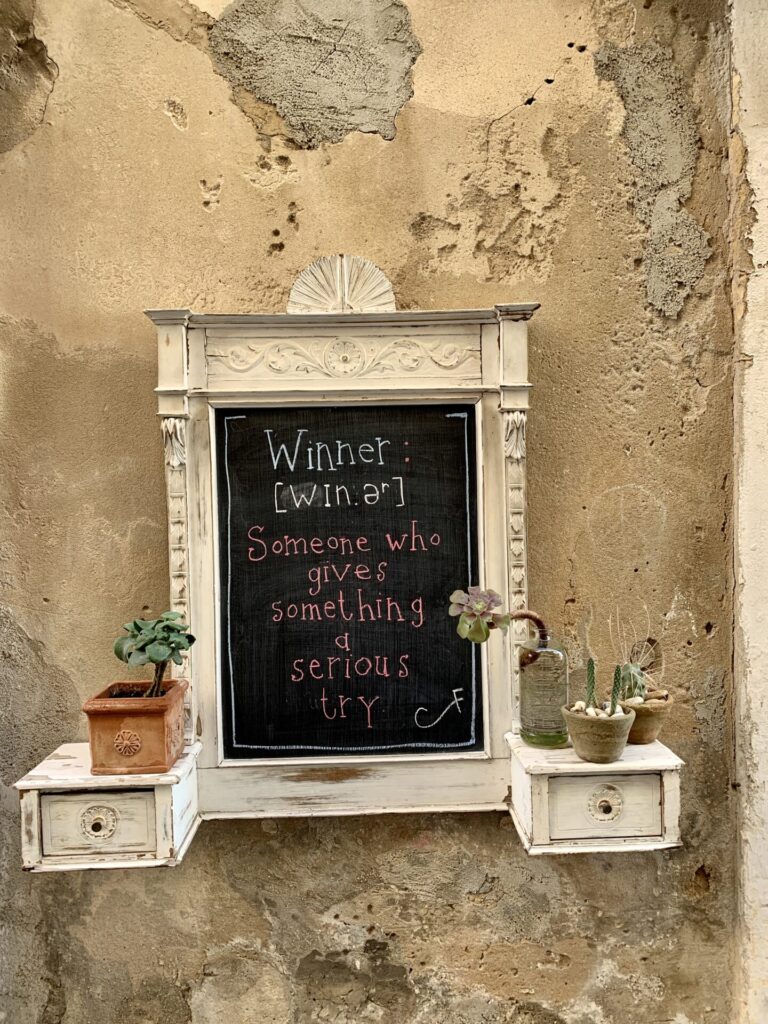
[{"left": 113, "top": 611, "right": 195, "bottom": 698}]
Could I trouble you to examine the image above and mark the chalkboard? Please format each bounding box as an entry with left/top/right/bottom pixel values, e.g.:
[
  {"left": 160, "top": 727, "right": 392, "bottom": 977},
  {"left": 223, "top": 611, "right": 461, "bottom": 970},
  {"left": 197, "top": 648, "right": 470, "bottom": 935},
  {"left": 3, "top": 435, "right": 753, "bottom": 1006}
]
[{"left": 216, "top": 404, "right": 481, "bottom": 758}]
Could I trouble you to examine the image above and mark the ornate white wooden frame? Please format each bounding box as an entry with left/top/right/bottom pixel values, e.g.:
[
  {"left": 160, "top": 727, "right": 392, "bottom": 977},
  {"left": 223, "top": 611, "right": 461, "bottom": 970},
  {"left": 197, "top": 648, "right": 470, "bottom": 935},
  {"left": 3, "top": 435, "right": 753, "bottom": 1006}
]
[{"left": 147, "top": 298, "right": 538, "bottom": 818}]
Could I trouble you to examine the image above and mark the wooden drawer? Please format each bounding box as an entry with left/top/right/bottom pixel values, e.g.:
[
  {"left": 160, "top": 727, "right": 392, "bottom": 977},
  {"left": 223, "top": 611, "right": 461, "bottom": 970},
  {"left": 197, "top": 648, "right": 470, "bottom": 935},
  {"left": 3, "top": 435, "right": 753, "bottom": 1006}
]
[
  {"left": 41, "top": 791, "right": 156, "bottom": 856},
  {"left": 548, "top": 773, "right": 662, "bottom": 840},
  {"left": 506, "top": 735, "right": 682, "bottom": 855}
]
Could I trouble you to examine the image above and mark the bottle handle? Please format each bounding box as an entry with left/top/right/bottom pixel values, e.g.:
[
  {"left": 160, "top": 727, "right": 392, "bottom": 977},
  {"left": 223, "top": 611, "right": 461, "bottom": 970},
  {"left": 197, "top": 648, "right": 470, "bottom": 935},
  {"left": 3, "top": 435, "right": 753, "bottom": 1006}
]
[{"left": 509, "top": 609, "right": 549, "bottom": 646}]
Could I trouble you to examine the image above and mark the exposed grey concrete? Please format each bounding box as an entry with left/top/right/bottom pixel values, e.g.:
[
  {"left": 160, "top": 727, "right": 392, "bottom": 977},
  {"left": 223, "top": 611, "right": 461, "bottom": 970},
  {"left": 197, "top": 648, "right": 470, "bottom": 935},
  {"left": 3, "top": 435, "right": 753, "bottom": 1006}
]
[{"left": 209, "top": 0, "right": 422, "bottom": 147}]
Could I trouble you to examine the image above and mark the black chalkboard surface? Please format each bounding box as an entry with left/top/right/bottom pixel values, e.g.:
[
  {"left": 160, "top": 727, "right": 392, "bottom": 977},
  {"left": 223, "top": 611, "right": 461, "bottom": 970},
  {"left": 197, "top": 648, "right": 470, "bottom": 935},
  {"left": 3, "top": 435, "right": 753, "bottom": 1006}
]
[{"left": 216, "top": 404, "right": 481, "bottom": 758}]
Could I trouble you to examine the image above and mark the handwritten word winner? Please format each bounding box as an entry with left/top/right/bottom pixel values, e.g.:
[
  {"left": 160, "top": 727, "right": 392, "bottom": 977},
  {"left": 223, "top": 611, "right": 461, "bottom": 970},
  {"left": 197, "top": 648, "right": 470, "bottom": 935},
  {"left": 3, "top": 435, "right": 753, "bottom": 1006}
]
[{"left": 264, "top": 429, "right": 405, "bottom": 512}]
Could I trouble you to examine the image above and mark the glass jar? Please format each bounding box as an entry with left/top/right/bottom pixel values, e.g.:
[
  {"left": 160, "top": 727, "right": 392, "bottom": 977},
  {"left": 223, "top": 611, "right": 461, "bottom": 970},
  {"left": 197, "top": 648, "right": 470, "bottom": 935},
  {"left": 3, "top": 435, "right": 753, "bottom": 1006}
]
[{"left": 518, "top": 630, "right": 569, "bottom": 748}]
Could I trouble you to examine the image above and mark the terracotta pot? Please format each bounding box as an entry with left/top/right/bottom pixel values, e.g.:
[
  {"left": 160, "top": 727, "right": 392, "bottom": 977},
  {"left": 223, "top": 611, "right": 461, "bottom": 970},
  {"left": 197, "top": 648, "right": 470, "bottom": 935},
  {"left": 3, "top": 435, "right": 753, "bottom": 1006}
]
[
  {"left": 619, "top": 697, "right": 673, "bottom": 744},
  {"left": 83, "top": 679, "right": 188, "bottom": 775},
  {"left": 561, "top": 705, "right": 636, "bottom": 764}
]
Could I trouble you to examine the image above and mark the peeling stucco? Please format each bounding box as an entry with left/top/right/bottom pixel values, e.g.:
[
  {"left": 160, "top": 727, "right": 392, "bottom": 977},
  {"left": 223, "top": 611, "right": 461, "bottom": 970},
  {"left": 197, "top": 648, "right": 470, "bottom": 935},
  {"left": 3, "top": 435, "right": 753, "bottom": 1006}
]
[
  {"left": 595, "top": 40, "right": 711, "bottom": 317},
  {"left": 107, "top": 0, "right": 213, "bottom": 46},
  {"left": 208, "top": 0, "right": 421, "bottom": 148},
  {"left": 0, "top": 0, "right": 57, "bottom": 154}
]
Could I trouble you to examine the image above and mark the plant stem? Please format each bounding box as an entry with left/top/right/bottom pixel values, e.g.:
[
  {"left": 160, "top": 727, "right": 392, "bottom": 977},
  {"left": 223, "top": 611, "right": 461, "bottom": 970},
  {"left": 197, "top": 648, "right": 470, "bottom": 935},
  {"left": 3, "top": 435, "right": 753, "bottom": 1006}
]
[{"left": 147, "top": 661, "right": 167, "bottom": 699}]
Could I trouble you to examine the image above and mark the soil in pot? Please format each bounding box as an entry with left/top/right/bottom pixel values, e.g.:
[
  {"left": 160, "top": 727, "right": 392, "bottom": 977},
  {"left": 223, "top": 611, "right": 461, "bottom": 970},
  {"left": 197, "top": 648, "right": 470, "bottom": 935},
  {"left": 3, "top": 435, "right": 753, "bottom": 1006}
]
[
  {"left": 620, "top": 693, "right": 673, "bottom": 744},
  {"left": 562, "top": 705, "right": 636, "bottom": 764},
  {"left": 83, "top": 678, "right": 188, "bottom": 775}
]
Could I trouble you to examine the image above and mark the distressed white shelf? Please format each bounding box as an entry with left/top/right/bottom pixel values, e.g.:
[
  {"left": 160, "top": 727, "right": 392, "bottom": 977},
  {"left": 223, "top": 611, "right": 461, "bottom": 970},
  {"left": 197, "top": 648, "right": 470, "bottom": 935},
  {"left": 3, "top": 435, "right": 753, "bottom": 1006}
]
[
  {"left": 505, "top": 732, "right": 684, "bottom": 855},
  {"left": 15, "top": 743, "right": 201, "bottom": 872}
]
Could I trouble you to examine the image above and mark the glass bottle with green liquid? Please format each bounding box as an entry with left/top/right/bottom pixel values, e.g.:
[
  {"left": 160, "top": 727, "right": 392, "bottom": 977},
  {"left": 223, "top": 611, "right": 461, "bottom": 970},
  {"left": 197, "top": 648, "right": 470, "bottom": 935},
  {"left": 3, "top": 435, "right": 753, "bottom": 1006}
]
[{"left": 512, "top": 611, "right": 569, "bottom": 748}]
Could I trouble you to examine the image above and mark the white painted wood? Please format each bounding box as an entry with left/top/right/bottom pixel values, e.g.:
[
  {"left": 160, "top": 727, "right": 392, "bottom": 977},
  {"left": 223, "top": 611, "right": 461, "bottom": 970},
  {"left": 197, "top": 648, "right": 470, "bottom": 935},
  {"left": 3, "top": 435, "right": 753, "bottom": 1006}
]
[
  {"left": 154, "top": 785, "right": 174, "bottom": 861},
  {"left": 525, "top": 837, "right": 682, "bottom": 856},
  {"left": 15, "top": 744, "right": 201, "bottom": 871},
  {"left": 171, "top": 761, "right": 199, "bottom": 848},
  {"left": 548, "top": 774, "right": 662, "bottom": 840},
  {"left": 531, "top": 776, "right": 551, "bottom": 847},
  {"left": 498, "top": 312, "right": 530, "bottom": 388},
  {"left": 287, "top": 256, "right": 396, "bottom": 314},
  {"left": 41, "top": 791, "right": 156, "bottom": 856},
  {"left": 662, "top": 768, "right": 682, "bottom": 845},
  {"left": 504, "top": 733, "right": 684, "bottom": 854},
  {"left": 188, "top": 397, "right": 219, "bottom": 768},
  {"left": 147, "top": 294, "right": 539, "bottom": 818},
  {"left": 197, "top": 758, "right": 509, "bottom": 817},
  {"left": 19, "top": 790, "right": 41, "bottom": 870},
  {"left": 145, "top": 307, "right": 540, "bottom": 329},
  {"left": 481, "top": 392, "right": 513, "bottom": 758},
  {"left": 15, "top": 742, "right": 201, "bottom": 790},
  {"left": 205, "top": 328, "right": 483, "bottom": 388},
  {"left": 506, "top": 734, "right": 684, "bottom": 774}
]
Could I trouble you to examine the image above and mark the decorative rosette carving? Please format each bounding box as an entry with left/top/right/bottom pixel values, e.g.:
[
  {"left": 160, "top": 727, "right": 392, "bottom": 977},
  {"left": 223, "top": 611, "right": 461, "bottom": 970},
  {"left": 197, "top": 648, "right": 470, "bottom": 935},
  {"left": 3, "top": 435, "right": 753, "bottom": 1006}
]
[{"left": 113, "top": 729, "right": 142, "bottom": 757}]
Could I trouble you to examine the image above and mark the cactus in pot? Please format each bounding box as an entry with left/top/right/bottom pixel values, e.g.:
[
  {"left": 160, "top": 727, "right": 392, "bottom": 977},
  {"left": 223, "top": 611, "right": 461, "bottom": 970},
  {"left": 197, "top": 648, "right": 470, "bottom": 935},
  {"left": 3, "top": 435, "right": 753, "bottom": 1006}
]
[
  {"left": 562, "top": 658, "right": 635, "bottom": 763},
  {"left": 610, "top": 612, "right": 673, "bottom": 744}
]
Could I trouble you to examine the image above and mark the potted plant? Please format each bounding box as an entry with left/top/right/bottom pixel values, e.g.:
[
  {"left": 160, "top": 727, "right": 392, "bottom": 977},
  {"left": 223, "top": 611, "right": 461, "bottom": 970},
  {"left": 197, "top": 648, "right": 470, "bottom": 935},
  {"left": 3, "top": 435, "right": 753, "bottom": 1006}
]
[
  {"left": 618, "top": 660, "right": 673, "bottom": 744},
  {"left": 83, "top": 611, "right": 195, "bottom": 775},
  {"left": 562, "top": 659, "right": 635, "bottom": 763},
  {"left": 610, "top": 614, "right": 673, "bottom": 745}
]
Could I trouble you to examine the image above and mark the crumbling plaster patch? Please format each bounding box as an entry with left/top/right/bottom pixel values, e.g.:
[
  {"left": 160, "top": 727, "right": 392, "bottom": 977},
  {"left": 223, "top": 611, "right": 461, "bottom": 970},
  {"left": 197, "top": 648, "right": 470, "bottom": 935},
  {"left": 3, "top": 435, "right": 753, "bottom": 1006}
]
[
  {"left": 208, "top": 0, "right": 422, "bottom": 148},
  {"left": 0, "top": 0, "right": 57, "bottom": 154},
  {"left": 594, "top": 41, "right": 710, "bottom": 317},
  {"left": 108, "top": 0, "right": 422, "bottom": 149}
]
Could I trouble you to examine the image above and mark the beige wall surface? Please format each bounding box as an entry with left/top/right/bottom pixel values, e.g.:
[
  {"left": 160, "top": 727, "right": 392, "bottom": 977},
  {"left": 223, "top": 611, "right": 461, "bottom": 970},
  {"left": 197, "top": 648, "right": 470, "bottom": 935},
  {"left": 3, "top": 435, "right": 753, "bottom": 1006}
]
[
  {"left": 0, "top": 1, "right": 737, "bottom": 1022},
  {"left": 732, "top": 2, "right": 768, "bottom": 1022}
]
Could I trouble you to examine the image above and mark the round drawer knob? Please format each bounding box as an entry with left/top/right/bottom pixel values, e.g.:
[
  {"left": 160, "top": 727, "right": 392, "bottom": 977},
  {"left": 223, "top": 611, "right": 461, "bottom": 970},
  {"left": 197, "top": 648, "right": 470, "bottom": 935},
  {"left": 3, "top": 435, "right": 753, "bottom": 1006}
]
[
  {"left": 80, "top": 804, "right": 119, "bottom": 841},
  {"left": 587, "top": 784, "right": 623, "bottom": 823}
]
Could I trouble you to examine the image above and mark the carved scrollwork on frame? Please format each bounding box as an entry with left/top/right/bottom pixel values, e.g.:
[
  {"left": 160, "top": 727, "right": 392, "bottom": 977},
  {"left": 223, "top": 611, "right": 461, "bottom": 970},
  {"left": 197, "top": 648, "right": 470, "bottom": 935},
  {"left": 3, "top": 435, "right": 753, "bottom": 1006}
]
[
  {"left": 162, "top": 417, "right": 186, "bottom": 468},
  {"left": 504, "top": 411, "right": 529, "bottom": 671},
  {"left": 205, "top": 336, "right": 482, "bottom": 382},
  {"left": 504, "top": 411, "right": 526, "bottom": 463},
  {"left": 161, "top": 418, "right": 189, "bottom": 629}
]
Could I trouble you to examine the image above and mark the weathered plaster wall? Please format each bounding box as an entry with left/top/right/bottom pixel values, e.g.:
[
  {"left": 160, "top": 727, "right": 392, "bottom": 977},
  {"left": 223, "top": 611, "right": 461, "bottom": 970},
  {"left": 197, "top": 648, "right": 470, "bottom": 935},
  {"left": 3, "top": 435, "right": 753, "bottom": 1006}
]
[
  {"left": 0, "top": 1, "right": 736, "bottom": 1021},
  {"left": 732, "top": 2, "right": 768, "bottom": 1022}
]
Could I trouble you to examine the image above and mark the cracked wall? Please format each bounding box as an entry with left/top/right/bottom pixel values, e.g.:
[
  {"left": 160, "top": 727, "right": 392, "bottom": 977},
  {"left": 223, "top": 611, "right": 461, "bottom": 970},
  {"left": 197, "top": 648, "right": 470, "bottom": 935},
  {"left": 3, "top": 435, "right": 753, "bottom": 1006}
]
[
  {"left": 0, "top": 1, "right": 58, "bottom": 153},
  {"left": 0, "top": 0, "right": 736, "bottom": 1022}
]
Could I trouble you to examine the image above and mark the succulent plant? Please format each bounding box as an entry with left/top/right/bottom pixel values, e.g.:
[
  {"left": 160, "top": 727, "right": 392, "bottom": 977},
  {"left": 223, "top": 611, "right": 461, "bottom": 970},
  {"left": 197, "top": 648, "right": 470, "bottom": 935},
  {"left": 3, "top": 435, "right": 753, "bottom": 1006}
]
[
  {"left": 586, "top": 657, "right": 597, "bottom": 709},
  {"left": 610, "top": 664, "right": 622, "bottom": 716},
  {"left": 114, "top": 611, "right": 195, "bottom": 697},
  {"left": 620, "top": 661, "right": 648, "bottom": 701},
  {"left": 448, "top": 587, "right": 511, "bottom": 643}
]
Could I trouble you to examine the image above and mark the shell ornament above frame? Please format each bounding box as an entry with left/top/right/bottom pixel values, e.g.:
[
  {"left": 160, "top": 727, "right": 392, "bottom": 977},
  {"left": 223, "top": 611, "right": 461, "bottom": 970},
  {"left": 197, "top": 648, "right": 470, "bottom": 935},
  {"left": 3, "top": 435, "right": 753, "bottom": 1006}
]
[{"left": 287, "top": 255, "right": 396, "bottom": 314}]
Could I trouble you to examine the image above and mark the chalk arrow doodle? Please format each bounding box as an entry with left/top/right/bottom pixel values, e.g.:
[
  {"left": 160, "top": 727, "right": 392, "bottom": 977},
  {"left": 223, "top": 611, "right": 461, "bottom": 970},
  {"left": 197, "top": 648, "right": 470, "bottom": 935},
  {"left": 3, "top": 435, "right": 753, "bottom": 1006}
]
[{"left": 415, "top": 689, "right": 465, "bottom": 729}]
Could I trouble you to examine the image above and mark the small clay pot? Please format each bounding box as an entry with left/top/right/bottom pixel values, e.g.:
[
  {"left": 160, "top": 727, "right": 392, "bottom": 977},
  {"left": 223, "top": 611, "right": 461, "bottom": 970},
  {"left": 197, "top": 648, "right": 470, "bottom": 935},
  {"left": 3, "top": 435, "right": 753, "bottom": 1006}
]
[
  {"left": 619, "top": 696, "right": 673, "bottom": 744},
  {"left": 83, "top": 678, "right": 188, "bottom": 775},
  {"left": 561, "top": 706, "right": 636, "bottom": 764}
]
